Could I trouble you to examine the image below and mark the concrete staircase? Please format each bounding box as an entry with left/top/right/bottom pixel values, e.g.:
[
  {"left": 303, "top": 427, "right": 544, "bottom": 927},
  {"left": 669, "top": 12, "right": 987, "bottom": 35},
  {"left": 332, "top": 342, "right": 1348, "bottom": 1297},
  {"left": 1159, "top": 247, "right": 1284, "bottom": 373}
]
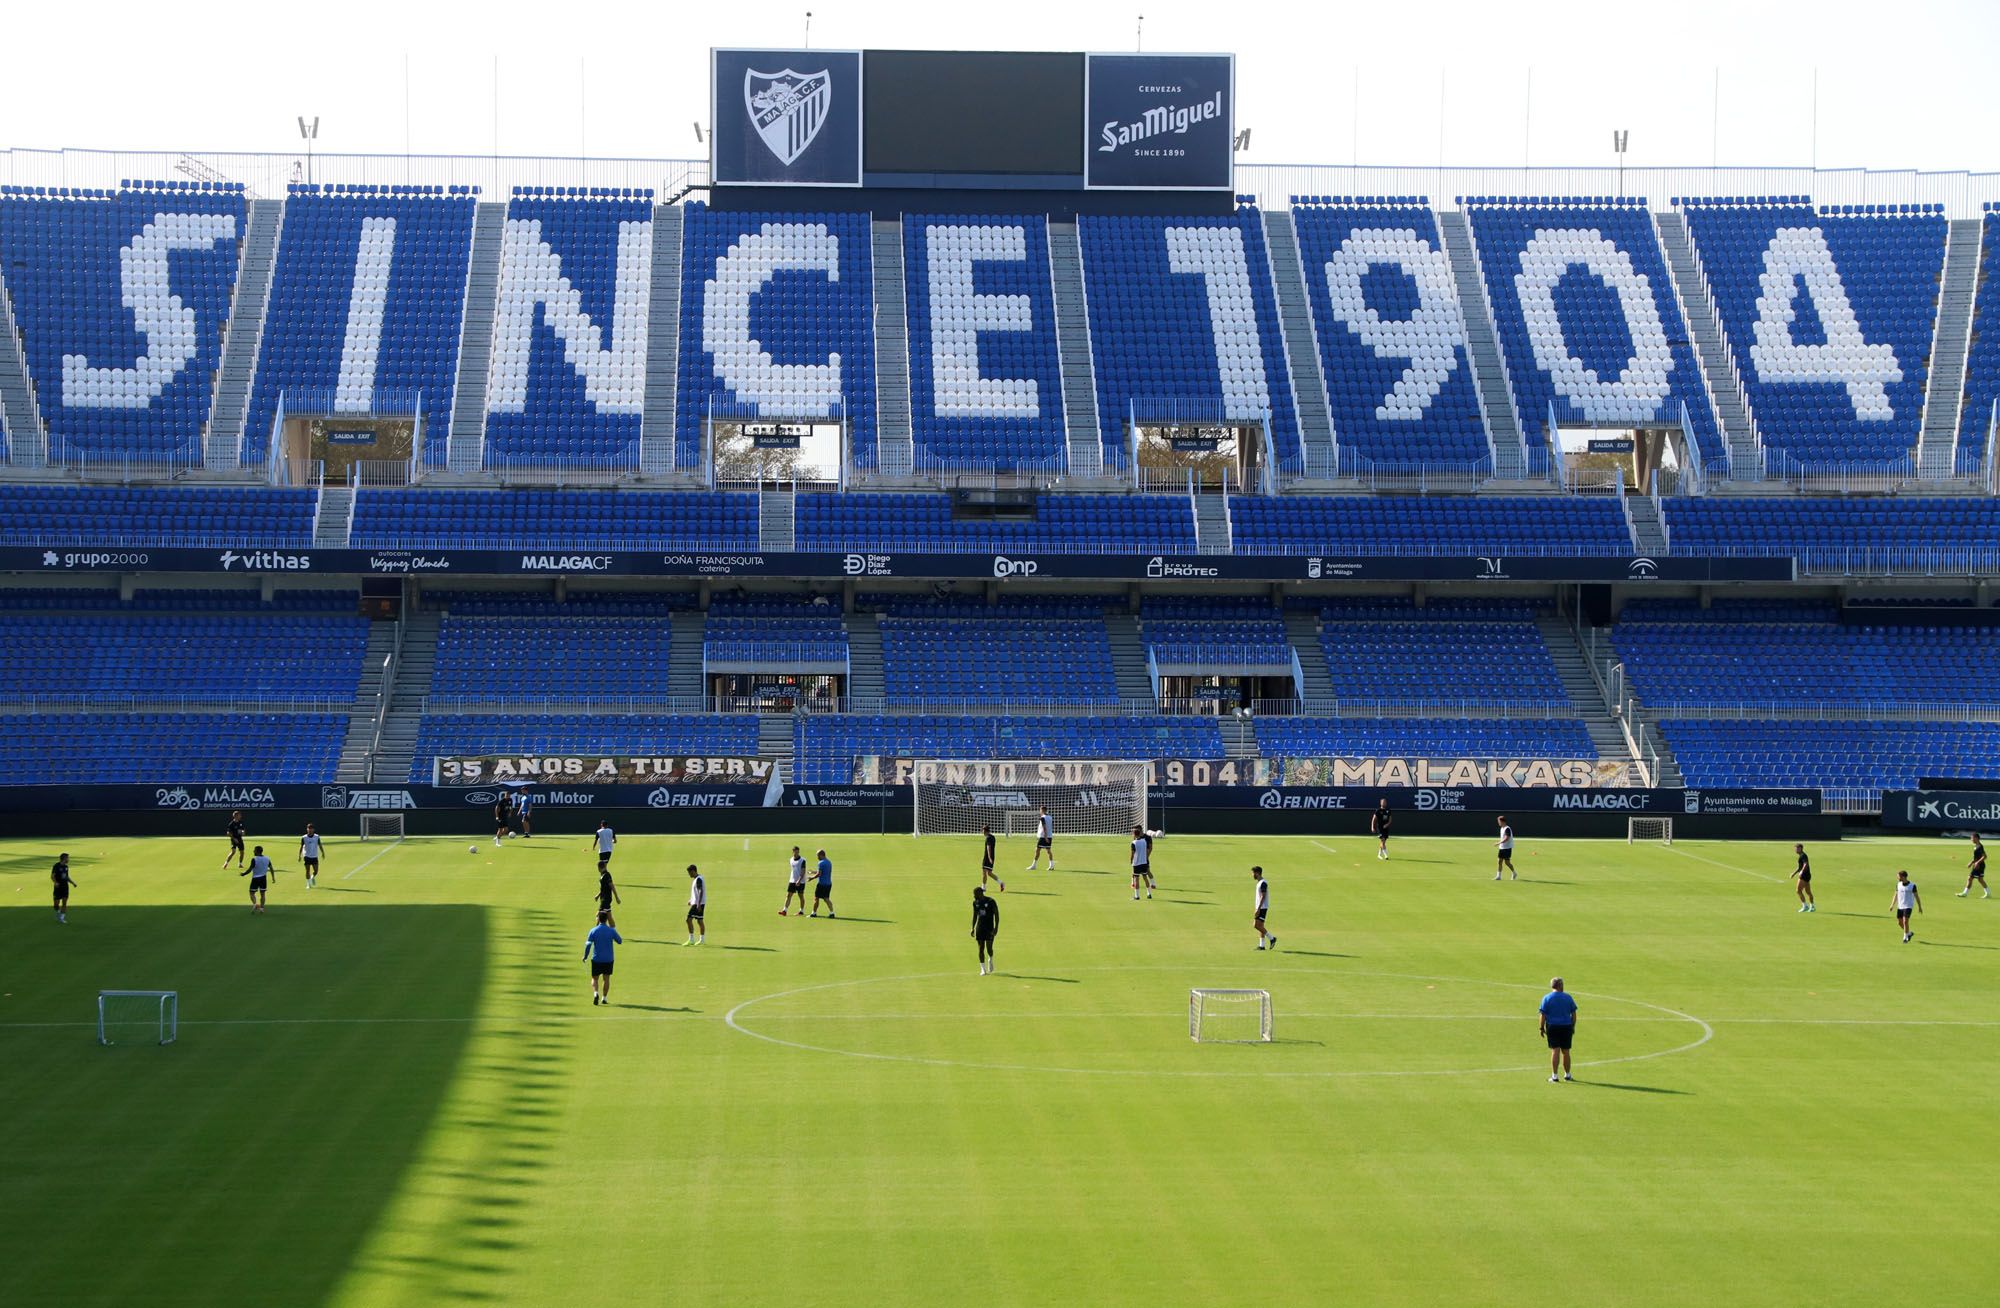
[
  {"left": 1625, "top": 494, "right": 1668, "bottom": 555},
  {"left": 758, "top": 715, "right": 796, "bottom": 785},
  {"left": 1917, "top": 217, "right": 1984, "bottom": 478},
  {"left": 871, "top": 220, "right": 915, "bottom": 475},
  {"left": 1262, "top": 209, "right": 1340, "bottom": 476},
  {"left": 1435, "top": 211, "right": 1526, "bottom": 477},
  {"left": 639, "top": 204, "right": 684, "bottom": 478},
  {"left": 845, "top": 612, "right": 884, "bottom": 704},
  {"left": 1047, "top": 221, "right": 1106, "bottom": 477},
  {"left": 204, "top": 197, "right": 285, "bottom": 469},
  {"left": 0, "top": 272, "right": 46, "bottom": 464},
  {"left": 446, "top": 202, "right": 507, "bottom": 473},
  {"left": 1537, "top": 616, "right": 1650, "bottom": 779},
  {"left": 369, "top": 611, "right": 439, "bottom": 785},
  {"left": 1654, "top": 210, "right": 1761, "bottom": 479},
  {"left": 1220, "top": 715, "right": 1260, "bottom": 758},
  {"left": 1283, "top": 611, "right": 1334, "bottom": 701},
  {"left": 758, "top": 486, "right": 796, "bottom": 550},
  {"left": 335, "top": 621, "right": 400, "bottom": 782},
  {"left": 314, "top": 485, "right": 354, "bottom": 546},
  {"left": 1193, "top": 492, "right": 1231, "bottom": 553},
  {"left": 668, "top": 610, "right": 708, "bottom": 701},
  {"left": 1104, "top": 612, "right": 1156, "bottom": 705}
]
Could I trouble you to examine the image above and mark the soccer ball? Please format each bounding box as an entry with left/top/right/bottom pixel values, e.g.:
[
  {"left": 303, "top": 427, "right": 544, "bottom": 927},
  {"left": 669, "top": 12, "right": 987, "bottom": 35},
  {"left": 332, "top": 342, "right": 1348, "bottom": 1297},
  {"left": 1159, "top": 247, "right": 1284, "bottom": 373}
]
[{"left": 468, "top": 845, "right": 477, "bottom": 853}]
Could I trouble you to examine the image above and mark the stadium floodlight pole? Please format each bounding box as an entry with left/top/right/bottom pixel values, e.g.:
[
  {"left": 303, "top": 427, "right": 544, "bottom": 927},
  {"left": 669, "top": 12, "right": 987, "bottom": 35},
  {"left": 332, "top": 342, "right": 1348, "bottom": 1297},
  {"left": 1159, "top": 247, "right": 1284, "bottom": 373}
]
[
  {"left": 297, "top": 116, "right": 319, "bottom": 186},
  {"left": 1613, "top": 129, "right": 1629, "bottom": 198},
  {"left": 1136, "top": 14, "right": 1144, "bottom": 51},
  {"left": 804, "top": 10, "right": 812, "bottom": 48}
]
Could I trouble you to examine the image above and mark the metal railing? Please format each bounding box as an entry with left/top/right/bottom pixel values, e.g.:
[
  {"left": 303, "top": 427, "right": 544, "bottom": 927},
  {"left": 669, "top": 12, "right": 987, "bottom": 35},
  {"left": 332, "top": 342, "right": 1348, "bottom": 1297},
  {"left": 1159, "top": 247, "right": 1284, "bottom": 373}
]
[
  {"left": 1640, "top": 701, "right": 2000, "bottom": 723},
  {"left": 363, "top": 613, "right": 403, "bottom": 783},
  {"left": 0, "top": 693, "right": 360, "bottom": 714}
]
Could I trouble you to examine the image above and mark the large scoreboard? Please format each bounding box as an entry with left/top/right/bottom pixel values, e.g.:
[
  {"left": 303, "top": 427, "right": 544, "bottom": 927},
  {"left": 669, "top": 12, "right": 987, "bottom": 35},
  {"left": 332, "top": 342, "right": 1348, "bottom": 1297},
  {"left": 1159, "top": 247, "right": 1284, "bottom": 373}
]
[{"left": 711, "top": 48, "right": 1233, "bottom": 193}]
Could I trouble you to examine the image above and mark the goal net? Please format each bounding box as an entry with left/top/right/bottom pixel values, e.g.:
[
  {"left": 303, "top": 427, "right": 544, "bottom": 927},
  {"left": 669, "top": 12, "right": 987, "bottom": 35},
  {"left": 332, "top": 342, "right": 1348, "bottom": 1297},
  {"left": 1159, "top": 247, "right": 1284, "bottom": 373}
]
[
  {"left": 98, "top": 990, "right": 178, "bottom": 1046},
  {"left": 360, "top": 814, "right": 405, "bottom": 841},
  {"left": 911, "top": 760, "right": 1147, "bottom": 837},
  {"left": 1628, "top": 817, "right": 1673, "bottom": 845},
  {"left": 1190, "top": 988, "right": 1272, "bottom": 1043}
]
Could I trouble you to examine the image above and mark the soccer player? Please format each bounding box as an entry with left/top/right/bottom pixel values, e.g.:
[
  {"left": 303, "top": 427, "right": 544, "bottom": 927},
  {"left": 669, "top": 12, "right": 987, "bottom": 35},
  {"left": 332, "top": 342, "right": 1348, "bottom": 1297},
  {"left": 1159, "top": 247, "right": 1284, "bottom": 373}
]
[
  {"left": 1372, "top": 798, "right": 1393, "bottom": 860},
  {"left": 222, "top": 810, "right": 247, "bottom": 869},
  {"left": 240, "top": 844, "right": 273, "bottom": 914},
  {"left": 1130, "top": 825, "right": 1154, "bottom": 901},
  {"left": 584, "top": 909, "right": 622, "bottom": 1005},
  {"left": 1958, "top": 833, "right": 1988, "bottom": 898},
  {"left": 783, "top": 845, "right": 809, "bottom": 915},
  {"left": 1494, "top": 816, "right": 1517, "bottom": 880},
  {"left": 493, "top": 794, "right": 514, "bottom": 848},
  {"left": 596, "top": 862, "right": 621, "bottom": 926},
  {"left": 685, "top": 864, "right": 706, "bottom": 945},
  {"left": 979, "top": 825, "right": 1004, "bottom": 892},
  {"left": 1792, "top": 844, "right": 1815, "bottom": 912},
  {"left": 811, "top": 848, "right": 835, "bottom": 918},
  {"left": 51, "top": 852, "right": 75, "bottom": 924},
  {"left": 299, "top": 823, "right": 323, "bottom": 889},
  {"left": 971, "top": 885, "right": 1000, "bottom": 975},
  {"left": 1252, "top": 865, "right": 1275, "bottom": 950},
  {"left": 1025, "top": 807, "right": 1055, "bottom": 871},
  {"left": 591, "top": 819, "right": 616, "bottom": 870},
  {"left": 514, "top": 789, "right": 534, "bottom": 838},
  {"left": 1894, "top": 869, "right": 1923, "bottom": 943},
  {"left": 1539, "top": 977, "right": 1578, "bottom": 1082}
]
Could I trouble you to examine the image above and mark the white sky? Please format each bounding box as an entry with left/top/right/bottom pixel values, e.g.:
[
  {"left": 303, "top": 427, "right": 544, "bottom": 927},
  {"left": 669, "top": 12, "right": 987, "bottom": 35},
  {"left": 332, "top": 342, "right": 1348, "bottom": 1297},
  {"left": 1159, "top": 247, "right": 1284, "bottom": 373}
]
[{"left": 6, "top": 0, "right": 1996, "bottom": 173}]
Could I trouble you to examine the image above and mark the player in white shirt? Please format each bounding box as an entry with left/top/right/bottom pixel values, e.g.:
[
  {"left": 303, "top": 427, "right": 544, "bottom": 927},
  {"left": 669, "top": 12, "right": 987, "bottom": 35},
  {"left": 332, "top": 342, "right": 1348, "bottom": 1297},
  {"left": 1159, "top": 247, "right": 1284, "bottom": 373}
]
[
  {"left": 1026, "top": 807, "right": 1056, "bottom": 871},
  {"left": 1494, "top": 817, "right": 1517, "bottom": 880},
  {"left": 591, "top": 820, "right": 616, "bottom": 871},
  {"left": 240, "top": 846, "right": 275, "bottom": 914},
  {"left": 1251, "top": 865, "right": 1275, "bottom": 950},
  {"left": 685, "top": 863, "right": 707, "bottom": 945},
  {"left": 1893, "top": 869, "right": 1923, "bottom": 943},
  {"left": 1130, "top": 825, "right": 1155, "bottom": 901},
  {"left": 298, "top": 824, "right": 323, "bottom": 889},
  {"left": 782, "top": 845, "right": 809, "bottom": 916}
]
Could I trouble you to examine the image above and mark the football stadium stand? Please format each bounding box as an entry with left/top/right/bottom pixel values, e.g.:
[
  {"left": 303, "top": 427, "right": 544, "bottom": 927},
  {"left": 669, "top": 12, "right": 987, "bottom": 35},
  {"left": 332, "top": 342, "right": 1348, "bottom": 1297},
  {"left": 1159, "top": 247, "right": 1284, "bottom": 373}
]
[{"left": 1230, "top": 494, "right": 1633, "bottom": 555}]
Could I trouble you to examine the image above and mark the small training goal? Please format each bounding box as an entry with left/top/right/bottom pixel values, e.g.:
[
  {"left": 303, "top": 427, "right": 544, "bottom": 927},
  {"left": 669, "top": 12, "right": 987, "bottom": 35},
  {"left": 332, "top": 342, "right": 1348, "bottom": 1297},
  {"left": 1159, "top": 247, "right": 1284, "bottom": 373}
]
[
  {"left": 359, "top": 814, "right": 405, "bottom": 841},
  {"left": 1628, "top": 817, "right": 1673, "bottom": 845},
  {"left": 910, "top": 760, "right": 1148, "bottom": 837},
  {"left": 1190, "top": 988, "right": 1272, "bottom": 1043},
  {"left": 98, "top": 990, "right": 178, "bottom": 1046}
]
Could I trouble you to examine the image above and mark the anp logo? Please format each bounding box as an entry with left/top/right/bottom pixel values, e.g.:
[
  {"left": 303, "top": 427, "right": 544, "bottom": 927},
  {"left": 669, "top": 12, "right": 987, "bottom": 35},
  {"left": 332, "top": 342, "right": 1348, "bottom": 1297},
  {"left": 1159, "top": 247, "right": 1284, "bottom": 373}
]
[{"left": 746, "top": 68, "right": 832, "bottom": 166}]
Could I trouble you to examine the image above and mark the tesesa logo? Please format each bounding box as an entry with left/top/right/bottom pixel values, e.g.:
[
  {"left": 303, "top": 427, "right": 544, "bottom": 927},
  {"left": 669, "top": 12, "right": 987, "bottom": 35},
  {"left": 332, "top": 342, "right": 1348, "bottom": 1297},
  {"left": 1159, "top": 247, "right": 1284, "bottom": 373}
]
[{"left": 992, "top": 555, "right": 1039, "bottom": 578}]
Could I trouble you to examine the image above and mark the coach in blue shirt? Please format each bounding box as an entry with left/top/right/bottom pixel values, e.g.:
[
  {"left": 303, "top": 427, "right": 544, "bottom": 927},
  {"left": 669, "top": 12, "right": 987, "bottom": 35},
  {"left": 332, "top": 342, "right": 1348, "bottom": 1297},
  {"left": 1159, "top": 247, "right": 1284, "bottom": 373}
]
[{"left": 1538, "top": 977, "right": 1578, "bottom": 1082}]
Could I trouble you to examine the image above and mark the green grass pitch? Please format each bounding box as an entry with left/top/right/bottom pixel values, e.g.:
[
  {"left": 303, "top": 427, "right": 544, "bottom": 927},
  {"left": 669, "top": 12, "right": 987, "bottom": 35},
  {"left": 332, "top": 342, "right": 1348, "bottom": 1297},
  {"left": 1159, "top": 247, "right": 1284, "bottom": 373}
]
[{"left": 2, "top": 830, "right": 1995, "bottom": 1306}]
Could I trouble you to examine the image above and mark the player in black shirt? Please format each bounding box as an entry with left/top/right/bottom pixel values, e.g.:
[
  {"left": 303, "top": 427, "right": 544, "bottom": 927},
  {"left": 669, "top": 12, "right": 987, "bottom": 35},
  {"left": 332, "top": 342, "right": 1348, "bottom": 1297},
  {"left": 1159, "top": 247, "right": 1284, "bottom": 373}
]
[
  {"left": 971, "top": 885, "right": 1000, "bottom": 975},
  {"left": 1960, "top": 833, "right": 1989, "bottom": 898},
  {"left": 980, "top": 824, "right": 1004, "bottom": 892},
  {"left": 493, "top": 795, "right": 514, "bottom": 848},
  {"left": 51, "top": 852, "right": 76, "bottom": 923},
  {"left": 1792, "top": 844, "right": 1815, "bottom": 913},
  {"left": 1372, "top": 799, "right": 1393, "bottom": 861},
  {"left": 222, "top": 811, "right": 247, "bottom": 869},
  {"left": 597, "top": 865, "right": 621, "bottom": 925}
]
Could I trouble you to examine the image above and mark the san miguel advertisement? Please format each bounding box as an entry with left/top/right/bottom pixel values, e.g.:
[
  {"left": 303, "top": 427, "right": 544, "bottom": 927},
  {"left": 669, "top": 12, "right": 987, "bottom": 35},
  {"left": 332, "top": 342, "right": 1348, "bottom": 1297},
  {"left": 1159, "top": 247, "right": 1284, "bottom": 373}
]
[
  {"left": 1085, "top": 53, "right": 1234, "bottom": 190},
  {"left": 432, "top": 756, "right": 775, "bottom": 786}
]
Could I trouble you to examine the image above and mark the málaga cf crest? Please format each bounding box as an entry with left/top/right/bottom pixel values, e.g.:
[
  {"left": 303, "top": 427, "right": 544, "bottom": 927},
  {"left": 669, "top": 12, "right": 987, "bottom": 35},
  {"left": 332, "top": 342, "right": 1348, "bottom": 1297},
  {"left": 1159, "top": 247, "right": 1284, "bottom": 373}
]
[{"left": 745, "top": 68, "right": 832, "bottom": 166}]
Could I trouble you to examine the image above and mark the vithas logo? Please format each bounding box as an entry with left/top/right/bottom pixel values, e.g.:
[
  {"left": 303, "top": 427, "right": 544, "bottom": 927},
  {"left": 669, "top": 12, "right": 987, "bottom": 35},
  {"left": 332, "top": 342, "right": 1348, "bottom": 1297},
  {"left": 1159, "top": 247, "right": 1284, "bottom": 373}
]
[{"left": 219, "top": 549, "right": 312, "bottom": 572}]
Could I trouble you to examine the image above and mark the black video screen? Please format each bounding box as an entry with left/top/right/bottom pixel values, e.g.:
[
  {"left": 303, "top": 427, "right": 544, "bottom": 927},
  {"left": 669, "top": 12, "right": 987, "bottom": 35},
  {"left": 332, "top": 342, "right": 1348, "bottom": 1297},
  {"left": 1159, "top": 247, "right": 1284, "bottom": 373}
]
[{"left": 864, "top": 50, "right": 1084, "bottom": 176}]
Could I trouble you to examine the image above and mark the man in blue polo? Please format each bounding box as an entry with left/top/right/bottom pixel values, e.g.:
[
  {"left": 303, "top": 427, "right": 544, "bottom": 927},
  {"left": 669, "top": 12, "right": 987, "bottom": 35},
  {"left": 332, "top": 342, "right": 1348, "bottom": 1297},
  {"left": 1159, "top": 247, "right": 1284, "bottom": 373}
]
[
  {"left": 584, "top": 910, "right": 623, "bottom": 1006},
  {"left": 1538, "top": 976, "right": 1578, "bottom": 1082}
]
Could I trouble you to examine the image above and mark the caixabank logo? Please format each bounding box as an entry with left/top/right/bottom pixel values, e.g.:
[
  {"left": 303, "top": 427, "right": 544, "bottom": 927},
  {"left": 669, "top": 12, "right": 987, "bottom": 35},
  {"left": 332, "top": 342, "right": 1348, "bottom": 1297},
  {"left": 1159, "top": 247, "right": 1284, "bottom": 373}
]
[{"left": 712, "top": 49, "right": 863, "bottom": 187}]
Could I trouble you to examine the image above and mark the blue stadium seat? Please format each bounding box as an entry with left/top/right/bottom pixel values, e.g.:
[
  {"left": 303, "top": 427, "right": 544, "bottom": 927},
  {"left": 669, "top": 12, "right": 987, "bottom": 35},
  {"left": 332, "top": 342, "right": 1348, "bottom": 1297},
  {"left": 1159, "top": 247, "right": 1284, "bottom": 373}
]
[
  {"left": 1229, "top": 495, "right": 1633, "bottom": 555},
  {"left": 794, "top": 714, "right": 1224, "bottom": 784}
]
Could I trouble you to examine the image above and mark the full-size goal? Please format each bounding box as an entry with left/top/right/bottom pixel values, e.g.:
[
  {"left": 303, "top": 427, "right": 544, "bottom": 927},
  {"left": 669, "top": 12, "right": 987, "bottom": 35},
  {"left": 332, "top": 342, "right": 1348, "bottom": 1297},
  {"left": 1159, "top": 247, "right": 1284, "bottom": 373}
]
[
  {"left": 1190, "top": 988, "right": 1272, "bottom": 1043},
  {"left": 360, "top": 814, "right": 405, "bottom": 841},
  {"left": 98, "top": 990, "right": 178, "bottom": 1046},
  {"left": 1628, "top": 817, "right": 1673, "bottom": 845},
  {"left": 911, "top": 760, "right": 1147, "bottom": 837}
]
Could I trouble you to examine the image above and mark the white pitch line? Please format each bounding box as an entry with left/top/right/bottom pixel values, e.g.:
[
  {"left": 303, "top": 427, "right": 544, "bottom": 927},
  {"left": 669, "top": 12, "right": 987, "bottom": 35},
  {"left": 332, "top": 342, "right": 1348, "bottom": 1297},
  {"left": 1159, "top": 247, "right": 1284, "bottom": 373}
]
[
  {"left": 340, "top": 837, "right": 405, "bottom": 881},
  {"left": 1667, "top": 845, "right": 1784, "bottom": 882}
]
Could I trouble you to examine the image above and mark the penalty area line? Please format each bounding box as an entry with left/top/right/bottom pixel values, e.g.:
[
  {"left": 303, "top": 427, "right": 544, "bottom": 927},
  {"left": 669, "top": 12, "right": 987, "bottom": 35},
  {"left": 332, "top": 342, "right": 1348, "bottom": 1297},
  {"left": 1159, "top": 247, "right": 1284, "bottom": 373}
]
[{"left": 341, "top": 837, "right": 405, "bottom": 881}]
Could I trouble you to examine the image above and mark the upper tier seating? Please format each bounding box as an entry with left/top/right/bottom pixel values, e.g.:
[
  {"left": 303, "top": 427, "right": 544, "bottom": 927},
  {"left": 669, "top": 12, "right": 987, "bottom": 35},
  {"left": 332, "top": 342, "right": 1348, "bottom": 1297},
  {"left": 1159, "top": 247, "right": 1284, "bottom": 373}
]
[
  {"left": 0, "top": 588, "right": 353, "bottom": 612},
  {"left": 878, "top": 610, "right": 1118, "bottom": 705},
  {"left": 428, "top": 590, "right": 696, "bottom": 616},
  {"left": 1661, "top": 718, "right": 2000, "bottom": 802},
  {"left": 0, "top": 613, "right": 367, "bottom": 698},
  {"left": 1230, "top": 495, "right": 1632, "bottom": 555},
  {"left": 349, "top": 489, "right": 758, "bottom": 549},
  {"left": 1463, "top": 197, "right": 1723, "bottom": 471},
  {"left": 904, "top": 216, "right": 1067, "bottom": 470},
  {"left": 795, "top": 493, "right": 1196, "bottom": 553},
  {"left": 483, "top": 189, "right": 654, "bottom": 467},
  {"left": 1315, "top": 605, "right": 1569, "bottom": 706},
  {"left": 408, "top": 713, "right": 759, "bottom": 782},
  {"left": 430, "top": 615, "right": 674, "bottom": 697},
  {"left": 793, "top": 714, "right": 1225, "bottom": 784},
  {"left": 705, "top": 613, "right": 848, "bottom": 662},
  {"left": 1078, "top": 207, "right": 1302, "bottom": 470},
  {"left": 1681, "top": 199, "right": 1946, "bottom": 466},
  {"left": 0, "top": 181, "right": 246, "bottom": 462},
  {"left": 678, "top": 203, "right": 876, "bottom": 471},
  {"left": 1251, "top": 716, "right": 1596, "bottom": 758},
  {"left": 0, "top": 712, "right": 345, "bottom": 783},
  {"left": 245, "top": 185, "right": 475, "bottom": 467},
  {"left": 1660, "top": 497, "right": 2000, "bottom": 570},
  {"left": 1140, "top": 596, "right": 1291, "bottom": 666},
  {"left": 1956, "top": 210, "right": 2000, "bottom": 474},
  {"left": 1612, "top": 601, "right": 2000, "bottom": 707},
  {"left": 1290, "top": 199, "right": 1490, "bottom": 470},
  {"left": 0, "top": 485, "right": 315, "bottom": 547}
]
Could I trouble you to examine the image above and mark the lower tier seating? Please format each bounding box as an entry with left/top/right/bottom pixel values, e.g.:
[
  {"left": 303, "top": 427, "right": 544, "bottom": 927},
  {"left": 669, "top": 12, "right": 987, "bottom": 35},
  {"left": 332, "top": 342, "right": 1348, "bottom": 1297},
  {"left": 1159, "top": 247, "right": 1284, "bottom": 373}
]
[{"left": 0, "top": 713, "right": 345, "bottom": 783}]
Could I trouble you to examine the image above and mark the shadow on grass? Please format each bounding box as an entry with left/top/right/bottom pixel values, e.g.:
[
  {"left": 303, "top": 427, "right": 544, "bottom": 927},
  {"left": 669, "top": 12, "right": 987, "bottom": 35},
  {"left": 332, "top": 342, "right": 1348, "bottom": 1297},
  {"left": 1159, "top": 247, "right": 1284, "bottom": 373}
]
[
  {"left": 317, "top": 886, "right": 374, "bottom": 894},
  {"left": 1003, "top": 974, "right": 1080, "bottom": 984},
  {"left": 1576, "top": 1080, "right": 1692, "bottom": 1096},
  {"left": 1919, "top": 939, "right": 2000, "bottom": 951},
  {"left": 615, "top": 1003, "right": 699, "bottom": 1013},
  {"left": 821, "top": 915, "right": 895, "bottom": 924},
  {"left": 1000, "top": 889, "right": 1058, "bottom": 897},
  {"left": 1278, "top": 950, "right": 1352, "bottom": 959},
  {"left": 0, "top": 902, "right": 487, "bottom": 1307},
  {"left": 719, "top": 944, "right": 776, "bottom": 953}
]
